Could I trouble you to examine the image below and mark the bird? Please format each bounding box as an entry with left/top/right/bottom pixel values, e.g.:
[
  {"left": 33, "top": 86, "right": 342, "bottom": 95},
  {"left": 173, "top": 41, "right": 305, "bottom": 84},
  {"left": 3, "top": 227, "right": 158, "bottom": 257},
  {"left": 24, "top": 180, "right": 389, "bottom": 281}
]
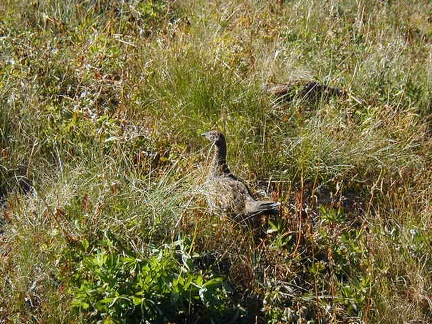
[
  {"left": 201, "top": 130, "right": 280, "bottom": 223},
  {"left": 263, "top": 80, "right": 347, "bottom": 104}
]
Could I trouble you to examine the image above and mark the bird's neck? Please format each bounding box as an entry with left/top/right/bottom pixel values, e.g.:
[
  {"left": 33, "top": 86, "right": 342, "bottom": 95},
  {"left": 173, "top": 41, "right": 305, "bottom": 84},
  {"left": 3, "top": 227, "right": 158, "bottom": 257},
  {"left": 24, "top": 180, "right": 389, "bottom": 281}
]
[{"left": 211, "top": 141, "right": 235, "bottom": 178}]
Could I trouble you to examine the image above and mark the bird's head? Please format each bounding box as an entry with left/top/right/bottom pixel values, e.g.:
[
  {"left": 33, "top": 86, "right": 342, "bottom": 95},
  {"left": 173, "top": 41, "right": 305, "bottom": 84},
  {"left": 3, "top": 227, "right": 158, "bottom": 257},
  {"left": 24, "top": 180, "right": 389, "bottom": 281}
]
[{"left": 201, "top": 130, "right": 225, "bottom": 146}]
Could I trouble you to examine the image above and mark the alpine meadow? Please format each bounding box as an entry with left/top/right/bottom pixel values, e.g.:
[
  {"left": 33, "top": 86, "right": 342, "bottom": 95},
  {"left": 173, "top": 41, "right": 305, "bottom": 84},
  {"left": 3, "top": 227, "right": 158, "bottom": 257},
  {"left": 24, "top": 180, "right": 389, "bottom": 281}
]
[{"left": 0, "top": 0, "right": 431, "bottom": 323}]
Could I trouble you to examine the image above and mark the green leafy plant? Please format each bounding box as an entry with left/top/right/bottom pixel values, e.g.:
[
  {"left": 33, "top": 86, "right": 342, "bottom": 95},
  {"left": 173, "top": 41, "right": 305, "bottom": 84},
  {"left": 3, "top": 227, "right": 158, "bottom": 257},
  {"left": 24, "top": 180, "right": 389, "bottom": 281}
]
[{"left": 67, "top": 238, "right": 239, "bottom": 323}]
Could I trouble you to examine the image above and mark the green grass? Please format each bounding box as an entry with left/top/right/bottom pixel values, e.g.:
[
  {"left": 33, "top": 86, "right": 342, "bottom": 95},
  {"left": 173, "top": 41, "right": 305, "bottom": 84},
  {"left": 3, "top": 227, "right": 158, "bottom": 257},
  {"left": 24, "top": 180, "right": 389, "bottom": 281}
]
[{"left": 1, "top": 0, "right": 431, "bottom": 322}]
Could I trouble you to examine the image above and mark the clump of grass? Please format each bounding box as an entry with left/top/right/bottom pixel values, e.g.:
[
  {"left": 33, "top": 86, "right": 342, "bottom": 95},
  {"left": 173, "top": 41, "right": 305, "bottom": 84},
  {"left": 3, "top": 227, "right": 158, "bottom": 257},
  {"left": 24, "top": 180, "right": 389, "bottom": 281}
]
[{"left": 0, "top": 156, "right": 224, "bottom": 321}]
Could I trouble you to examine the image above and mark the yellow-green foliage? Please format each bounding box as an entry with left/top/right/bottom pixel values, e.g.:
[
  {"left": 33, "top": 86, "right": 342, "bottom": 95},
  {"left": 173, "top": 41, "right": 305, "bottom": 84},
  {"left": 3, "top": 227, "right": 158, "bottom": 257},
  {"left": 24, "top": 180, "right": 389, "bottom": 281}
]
[{"left": 1, "top": 0, "right": 431, "bottom": 323}]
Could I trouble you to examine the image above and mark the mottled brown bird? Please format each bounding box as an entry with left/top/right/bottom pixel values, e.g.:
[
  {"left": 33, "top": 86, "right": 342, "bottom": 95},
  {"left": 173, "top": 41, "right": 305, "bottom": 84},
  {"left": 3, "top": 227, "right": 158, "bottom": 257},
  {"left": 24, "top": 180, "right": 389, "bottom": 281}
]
[
  {"left": 202, "top": 130, "right": 280, "bottom": 221},
  {"left": 264, "top": 80, "right": 346, "bottom": 104}
]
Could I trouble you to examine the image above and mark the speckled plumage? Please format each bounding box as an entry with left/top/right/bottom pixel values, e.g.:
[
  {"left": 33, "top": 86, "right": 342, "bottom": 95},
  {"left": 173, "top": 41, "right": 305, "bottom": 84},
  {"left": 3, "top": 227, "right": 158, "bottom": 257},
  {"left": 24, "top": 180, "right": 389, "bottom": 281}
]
[
  {"left": 263, "top": 80, "right": 346, "bottom": 103},
  {"left": 202, "top": 131, "right": 280, "bottom": 221}
]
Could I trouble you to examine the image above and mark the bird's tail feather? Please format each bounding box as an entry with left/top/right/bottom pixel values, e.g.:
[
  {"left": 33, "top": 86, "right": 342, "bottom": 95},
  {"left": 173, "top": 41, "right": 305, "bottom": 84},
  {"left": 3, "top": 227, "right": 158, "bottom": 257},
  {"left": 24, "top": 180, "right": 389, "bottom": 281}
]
[{"left": 256, "top": 201, "right": 281, "bottom": 214}]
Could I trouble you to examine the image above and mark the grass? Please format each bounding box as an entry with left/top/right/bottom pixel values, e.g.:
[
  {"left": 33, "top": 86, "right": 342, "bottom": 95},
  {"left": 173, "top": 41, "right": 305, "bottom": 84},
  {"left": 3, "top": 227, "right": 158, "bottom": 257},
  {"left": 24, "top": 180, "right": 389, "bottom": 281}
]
[{"left": 1, "top": 0, "right": 431, "bottom": 322}]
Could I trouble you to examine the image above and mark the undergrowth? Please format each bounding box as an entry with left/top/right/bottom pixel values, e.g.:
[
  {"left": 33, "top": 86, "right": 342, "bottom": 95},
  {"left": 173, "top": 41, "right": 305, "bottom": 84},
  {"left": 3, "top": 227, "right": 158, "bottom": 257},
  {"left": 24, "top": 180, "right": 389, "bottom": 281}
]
[{"left": 1, "top": 0, "right": 431, "bottom": 323}]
